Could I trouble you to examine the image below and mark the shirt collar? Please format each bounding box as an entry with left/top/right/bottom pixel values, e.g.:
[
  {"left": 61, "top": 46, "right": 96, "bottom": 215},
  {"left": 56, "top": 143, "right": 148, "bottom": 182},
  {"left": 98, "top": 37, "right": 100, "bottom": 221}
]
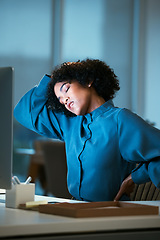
[{"left": 84, "top": 100, "right": 114, "bottom": 121}]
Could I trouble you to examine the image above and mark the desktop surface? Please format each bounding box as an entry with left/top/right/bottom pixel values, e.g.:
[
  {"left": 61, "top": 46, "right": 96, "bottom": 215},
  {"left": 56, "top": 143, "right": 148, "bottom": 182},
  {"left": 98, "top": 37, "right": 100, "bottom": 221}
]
[
  {"left": 0, "top": 189, "right": 6, "bottom": 194},
  {"left": 0, "top": 195, "right": 160, "bottom": 240}
]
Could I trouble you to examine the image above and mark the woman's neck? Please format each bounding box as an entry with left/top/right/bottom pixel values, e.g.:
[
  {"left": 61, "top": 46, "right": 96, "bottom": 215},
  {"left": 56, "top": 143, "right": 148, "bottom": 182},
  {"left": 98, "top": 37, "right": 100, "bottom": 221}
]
[{"left": 87, "top": 88, "right": 105, "bottom": 113}]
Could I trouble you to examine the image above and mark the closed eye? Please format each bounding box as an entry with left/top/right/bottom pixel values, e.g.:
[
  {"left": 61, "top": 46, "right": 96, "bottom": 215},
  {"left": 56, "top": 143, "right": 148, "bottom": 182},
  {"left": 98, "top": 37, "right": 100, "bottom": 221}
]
[{"left": 66, "top": 86, "right": 70, "bottom": 92}]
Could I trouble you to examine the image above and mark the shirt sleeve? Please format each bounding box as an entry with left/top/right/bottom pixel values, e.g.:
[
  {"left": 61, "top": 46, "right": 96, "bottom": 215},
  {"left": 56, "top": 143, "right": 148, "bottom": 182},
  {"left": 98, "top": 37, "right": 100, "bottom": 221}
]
[
  {"left": 14, "top": 75, "right": 64, "bottom": 140},
  {"left": 117, "top": 108, "right": 160, "bottom": 188}
]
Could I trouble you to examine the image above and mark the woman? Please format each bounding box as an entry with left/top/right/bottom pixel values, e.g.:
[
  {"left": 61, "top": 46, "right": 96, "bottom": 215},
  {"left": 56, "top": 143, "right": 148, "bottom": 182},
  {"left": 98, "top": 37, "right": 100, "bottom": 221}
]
[{"left": 14, "top": 59, "right": 160, "bottom": 201}]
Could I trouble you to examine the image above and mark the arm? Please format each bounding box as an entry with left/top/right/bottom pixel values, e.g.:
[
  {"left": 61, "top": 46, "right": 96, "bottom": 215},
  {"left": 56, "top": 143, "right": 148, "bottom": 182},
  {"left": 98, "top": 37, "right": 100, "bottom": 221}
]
[
  {"left": 14, "top": 75, "right": 64, "bottom": 140},
  {"left": 118, "top": 109, "right": 160, "bottom": 188}
]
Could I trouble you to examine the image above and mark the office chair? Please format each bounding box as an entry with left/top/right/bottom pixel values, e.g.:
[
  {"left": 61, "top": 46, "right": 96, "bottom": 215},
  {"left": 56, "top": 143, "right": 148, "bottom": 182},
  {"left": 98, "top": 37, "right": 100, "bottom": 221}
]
[
  {"left": 130, "top": 181, "right": 160, "bottom": 201},
  {"left": 40, "top": 140, "right": 72, "bottom": 199}
]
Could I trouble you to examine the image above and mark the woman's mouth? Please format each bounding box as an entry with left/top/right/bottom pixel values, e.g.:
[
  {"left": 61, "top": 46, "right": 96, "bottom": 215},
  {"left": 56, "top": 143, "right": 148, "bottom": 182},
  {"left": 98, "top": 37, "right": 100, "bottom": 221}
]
[{"left": 67, "top": 101, "right": 74, "bottom": 109}]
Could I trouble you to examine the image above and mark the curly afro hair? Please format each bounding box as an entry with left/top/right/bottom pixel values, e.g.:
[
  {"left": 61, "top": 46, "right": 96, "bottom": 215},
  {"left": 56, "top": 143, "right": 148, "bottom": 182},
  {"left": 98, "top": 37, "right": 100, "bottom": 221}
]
[{"left": 46, "top": 59, "right": 120, "bottom": 117}]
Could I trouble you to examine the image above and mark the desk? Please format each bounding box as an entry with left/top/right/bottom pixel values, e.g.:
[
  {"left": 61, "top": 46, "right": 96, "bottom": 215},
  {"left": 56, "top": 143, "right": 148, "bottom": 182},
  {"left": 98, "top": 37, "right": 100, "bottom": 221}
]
[{"left": 0, "top": 195, "right": 160, "bottom": 240}]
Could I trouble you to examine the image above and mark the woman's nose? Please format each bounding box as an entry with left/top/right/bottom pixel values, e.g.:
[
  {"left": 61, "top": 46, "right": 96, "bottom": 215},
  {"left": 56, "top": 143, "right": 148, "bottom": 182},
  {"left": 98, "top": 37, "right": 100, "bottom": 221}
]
[{"left": 64, "top": 97, "right": 69, "bottom": 105}]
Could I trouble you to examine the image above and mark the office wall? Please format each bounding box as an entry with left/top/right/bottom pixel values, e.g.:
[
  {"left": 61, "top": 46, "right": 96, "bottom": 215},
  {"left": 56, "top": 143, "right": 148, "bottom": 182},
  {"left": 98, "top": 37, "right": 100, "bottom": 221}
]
[
  {"left": 0, "top": 0, "right": 53, "bottom": 105},
  {"left": 61, "top": 0, "right": 104, "bottom": 61},
  {"left": 101, "top": 0, "right": 133, "bottom": 110},
  {"left": 143, "top": 0, "right": 160, "bottom": 128}
]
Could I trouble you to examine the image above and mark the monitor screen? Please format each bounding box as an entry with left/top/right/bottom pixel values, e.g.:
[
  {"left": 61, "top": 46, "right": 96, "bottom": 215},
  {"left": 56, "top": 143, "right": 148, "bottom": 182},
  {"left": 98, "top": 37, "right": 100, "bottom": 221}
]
[{"left": 0, "top": 67, "right": 14, "bottom": 190}]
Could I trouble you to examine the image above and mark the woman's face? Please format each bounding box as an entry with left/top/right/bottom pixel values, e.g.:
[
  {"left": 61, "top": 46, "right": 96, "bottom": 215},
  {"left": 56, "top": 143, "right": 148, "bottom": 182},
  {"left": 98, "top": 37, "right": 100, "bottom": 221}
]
[{"left": 54, "top": 81, "right": 93, "bottom": 115}]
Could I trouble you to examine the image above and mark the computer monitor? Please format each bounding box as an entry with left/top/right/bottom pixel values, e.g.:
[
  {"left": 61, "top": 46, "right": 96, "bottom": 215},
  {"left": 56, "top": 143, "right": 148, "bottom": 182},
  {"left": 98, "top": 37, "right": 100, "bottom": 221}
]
[{"left": 0, "top": 67, "right": 14, "bottom": 190}]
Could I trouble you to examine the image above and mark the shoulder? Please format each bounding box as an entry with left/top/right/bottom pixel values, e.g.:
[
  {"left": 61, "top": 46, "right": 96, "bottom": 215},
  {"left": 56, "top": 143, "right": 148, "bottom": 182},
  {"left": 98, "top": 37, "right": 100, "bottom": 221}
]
[
  {"left": 116, "top": 108, "right": 157, "bottom": 136},
  {"left": 117, "top": 108, "right": 146, "bottom": 126}
]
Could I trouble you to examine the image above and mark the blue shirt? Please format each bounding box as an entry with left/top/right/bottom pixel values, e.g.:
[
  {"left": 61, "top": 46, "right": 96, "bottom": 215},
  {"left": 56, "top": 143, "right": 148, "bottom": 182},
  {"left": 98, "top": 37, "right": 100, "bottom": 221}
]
[{"left": 14, "top": 75, "right": 160, "bottom": 201}]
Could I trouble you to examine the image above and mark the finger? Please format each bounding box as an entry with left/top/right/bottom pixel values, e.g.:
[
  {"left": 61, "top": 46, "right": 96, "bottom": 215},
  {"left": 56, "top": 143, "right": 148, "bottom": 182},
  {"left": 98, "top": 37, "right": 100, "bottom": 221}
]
[{"left": 114, "top": 188, "right": 124, "bottom": 201}]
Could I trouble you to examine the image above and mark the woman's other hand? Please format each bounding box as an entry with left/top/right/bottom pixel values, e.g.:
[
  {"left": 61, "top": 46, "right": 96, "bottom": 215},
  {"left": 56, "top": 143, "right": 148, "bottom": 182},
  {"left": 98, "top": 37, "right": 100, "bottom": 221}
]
[{"left": 114, "top": 174, "right": 135, "bottom": 201}]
